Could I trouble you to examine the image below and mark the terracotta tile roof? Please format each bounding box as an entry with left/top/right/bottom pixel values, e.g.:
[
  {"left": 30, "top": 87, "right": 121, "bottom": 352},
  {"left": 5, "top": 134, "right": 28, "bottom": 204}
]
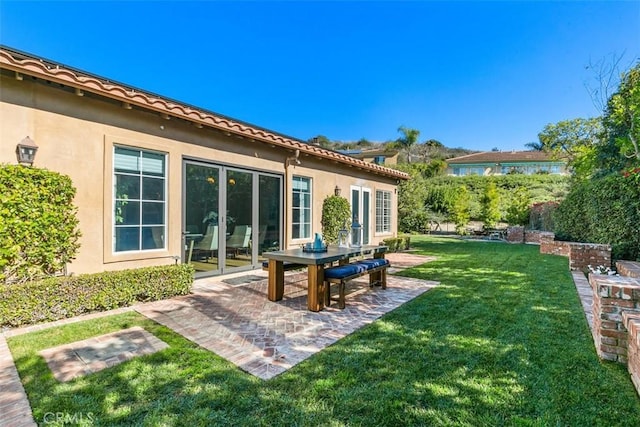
[
  {"left": 0, "top": 46, "right": 409, "bottom": 181},
  {"left": 447, "top": 151, "right": 561, "bottom": 164}
]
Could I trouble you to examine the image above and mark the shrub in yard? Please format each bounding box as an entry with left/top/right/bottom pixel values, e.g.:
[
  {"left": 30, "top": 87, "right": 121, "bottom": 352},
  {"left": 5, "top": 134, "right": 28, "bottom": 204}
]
[
  {"left": 505, "top": 187, "right": 531, "bottom": 226},
  {"left": 553, "top": 172, "right": 640, "bottom": 261},
  {"left": 382, "top": 236, "right": 411, "bottom": 252},
  {"left": 452, "top": 185, "right": 471, "bottom": 234},
  {"left": 321, "top": 195, "right": 351, "bottom": 244},
  {"left": 0, "top": 263, "right": 194, "bottom": 327},
  {"left": 480, "top": 180, "right": 500, "bottom": 229},
  {"left": 0, "top": 165, "right": 81, "bottom": 283}
]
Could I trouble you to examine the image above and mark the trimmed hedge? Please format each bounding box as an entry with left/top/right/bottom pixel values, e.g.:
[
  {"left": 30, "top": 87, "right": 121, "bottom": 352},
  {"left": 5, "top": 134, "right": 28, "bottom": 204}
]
[
  {"left": 553, "top": 172, "right": 640, "bottom": 261},
  {"left": 0, "top": 264, "right": 194, "bottom": 328},
  {"left": 0, "top": 164, "right": 81, "bottom": 283},
  {"left": 382, "top": 236, "right": 411, "bottom": 252}
]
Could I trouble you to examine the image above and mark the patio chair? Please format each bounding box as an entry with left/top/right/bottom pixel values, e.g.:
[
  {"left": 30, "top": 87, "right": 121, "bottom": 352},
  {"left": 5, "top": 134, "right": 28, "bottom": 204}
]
[
  {"left": 192, "top": 225, "right": 218, "bottom": 262},
  {"left": 227, "top": 225, "right": 251, "bottom": 258}
]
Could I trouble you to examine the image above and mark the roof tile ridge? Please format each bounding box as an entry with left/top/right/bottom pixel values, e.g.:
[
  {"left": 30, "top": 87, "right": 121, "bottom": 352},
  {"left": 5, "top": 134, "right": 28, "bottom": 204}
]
[{"left": 1, "top": 49, "right": 409, "bottom": 180}]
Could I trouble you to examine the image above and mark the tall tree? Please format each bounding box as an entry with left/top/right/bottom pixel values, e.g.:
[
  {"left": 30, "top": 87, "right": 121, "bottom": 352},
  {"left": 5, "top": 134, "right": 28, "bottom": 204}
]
[
  {"left": 537, "top": 117, "right": 603, "bottom": 179},
  {"left": 396, "top": 126, "right": 420, "bottom": 163},
  {"left": 480, "top": 181, "right": 500, "bottom": 230},
  {"left": 602, "top": 62, "right": 640, "bottom": 163}
]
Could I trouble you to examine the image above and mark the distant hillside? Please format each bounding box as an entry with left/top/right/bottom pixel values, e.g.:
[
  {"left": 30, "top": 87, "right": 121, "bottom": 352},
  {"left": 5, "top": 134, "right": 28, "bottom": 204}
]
[{"left": 314, "top": 137, "right": 477, "bottom": 162}]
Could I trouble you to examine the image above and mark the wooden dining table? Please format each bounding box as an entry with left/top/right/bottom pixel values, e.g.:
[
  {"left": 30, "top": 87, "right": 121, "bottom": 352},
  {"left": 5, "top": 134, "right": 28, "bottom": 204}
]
[{"left": 263, "top": 245, "right": 388, "bottom": 311}]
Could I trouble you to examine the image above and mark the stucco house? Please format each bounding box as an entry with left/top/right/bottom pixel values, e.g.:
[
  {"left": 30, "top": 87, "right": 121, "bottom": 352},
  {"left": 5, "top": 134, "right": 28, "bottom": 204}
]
[
  {"left": 0, "top": 46, "right": 409, "bottom": 279},
  {"left": 338, "top": 147, "right": 400, "bottom": 166},
  {"left": 446, "top": 151, "right": 567, "bottom": 176}
]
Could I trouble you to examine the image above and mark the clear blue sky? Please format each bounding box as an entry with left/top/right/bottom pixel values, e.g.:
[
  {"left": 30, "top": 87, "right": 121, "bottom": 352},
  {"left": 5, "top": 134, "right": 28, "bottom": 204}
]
[{"left": 1, "top": 1, "right": 639, "bottom": 151}]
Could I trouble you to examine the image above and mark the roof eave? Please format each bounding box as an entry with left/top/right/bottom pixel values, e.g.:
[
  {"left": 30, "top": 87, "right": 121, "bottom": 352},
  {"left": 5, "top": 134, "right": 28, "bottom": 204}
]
[{"left": 0, "top": 47, "right": 410, "bottom": 181}]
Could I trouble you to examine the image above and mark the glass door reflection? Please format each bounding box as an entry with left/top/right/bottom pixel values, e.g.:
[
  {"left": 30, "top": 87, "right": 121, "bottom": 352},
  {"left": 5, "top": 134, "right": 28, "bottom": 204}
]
[{"left": 184, "top": 162, "right": 221, "bottom": 276}]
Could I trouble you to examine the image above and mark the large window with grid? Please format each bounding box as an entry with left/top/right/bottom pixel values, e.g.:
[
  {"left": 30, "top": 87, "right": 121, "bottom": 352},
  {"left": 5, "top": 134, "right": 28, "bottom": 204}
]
[
  {"left": 375, "top": 190, "right": 392, "bottom": 233},
  {"left": 113, "top": 146, "right": 166, "bottom": 252},
  {"left": 292, "top": 176, "right": 311, "bottom": 239}
]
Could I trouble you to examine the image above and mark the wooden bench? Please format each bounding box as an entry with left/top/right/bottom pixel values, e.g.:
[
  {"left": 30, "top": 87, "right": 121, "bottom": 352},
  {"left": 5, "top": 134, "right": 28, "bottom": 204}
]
[{"left": 323, "top": 258, "right": 390, "bottom": 309}]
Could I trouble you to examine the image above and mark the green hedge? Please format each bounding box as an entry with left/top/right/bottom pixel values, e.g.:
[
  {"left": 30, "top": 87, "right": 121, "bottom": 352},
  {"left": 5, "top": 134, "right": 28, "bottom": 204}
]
[
  {"left": 0, "top": 264, "right": 194, "bottom": 328},
  {"left": 382, "top": 236, "right": 411, "bottom": 252},
  {"left": 423, "top": 174, "right": 569, "bottom": 221},
  {"left": 553, "top": 172, "right": 640, "bottom": 261},
  {"left": 0, "top": 164, "right": 81, "bottom": 283}
]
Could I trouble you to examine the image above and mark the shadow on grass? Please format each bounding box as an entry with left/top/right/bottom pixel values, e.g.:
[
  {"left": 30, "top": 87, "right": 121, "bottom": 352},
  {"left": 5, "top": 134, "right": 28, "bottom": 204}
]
[{"left": 8, "top": 236, "right": 640, "bottom": 426}]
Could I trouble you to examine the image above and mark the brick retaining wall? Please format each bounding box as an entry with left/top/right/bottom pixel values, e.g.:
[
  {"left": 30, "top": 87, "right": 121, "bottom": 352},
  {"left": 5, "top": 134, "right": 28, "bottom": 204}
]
[
  {"left": 524, "top": 230, "right": 555, "bottom": 244},
  {"left": 623, "top": 312, "right": 640, "bottom": 395},
  {"left": 618, "top": 261, "right": 640, "bottom": 279},
  {"left": 540, "top": 241, "right": 611, "bottom": 271},
  {"left": 505, "top": 228, "right": 612, "bottom": 271},
  {"left": 589, "top": 274, "right": 640, "bottom": 363}
]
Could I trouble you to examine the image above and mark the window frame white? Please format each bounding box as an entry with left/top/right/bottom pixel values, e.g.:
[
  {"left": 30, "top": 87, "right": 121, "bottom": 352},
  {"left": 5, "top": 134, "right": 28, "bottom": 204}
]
[
  {"left": 291, "top": 175, "right": 312, "bottom": 240},
  {"left": 113, "top": 146, "right": 167, "bottom": 253}
]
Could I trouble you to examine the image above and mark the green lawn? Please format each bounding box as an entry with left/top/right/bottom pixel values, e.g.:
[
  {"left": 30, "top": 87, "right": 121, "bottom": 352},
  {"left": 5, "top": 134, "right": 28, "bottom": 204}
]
[{"left": 8, "top": 236, "right": 640, "bottom": 426}]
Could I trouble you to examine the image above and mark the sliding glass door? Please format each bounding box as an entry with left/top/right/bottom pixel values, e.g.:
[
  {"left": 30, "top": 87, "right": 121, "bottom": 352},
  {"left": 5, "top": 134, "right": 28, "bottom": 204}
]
[
  {"left": 184, "top": 162, "right": 222, "bottom": 276},
  {"left": 183, "top": 160, "right": 282, "bottom": 277}
]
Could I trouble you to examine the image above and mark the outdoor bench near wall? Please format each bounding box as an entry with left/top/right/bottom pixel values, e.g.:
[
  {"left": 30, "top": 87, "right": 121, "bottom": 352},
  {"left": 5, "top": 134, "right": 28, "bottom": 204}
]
[{"left": 323, "top": 258, "right": 390, "bottom": 309}]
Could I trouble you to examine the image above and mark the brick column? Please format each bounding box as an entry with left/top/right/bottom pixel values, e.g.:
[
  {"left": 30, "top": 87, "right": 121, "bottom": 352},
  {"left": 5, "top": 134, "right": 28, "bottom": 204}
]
[
  {"left": 506, "top": 226, "right": 524, "bottom": 243},
  {"left": 590, "top": 274, "right": 640, "bottom": 362},
  {"left": 623, "top": 312, "right": 640, "bottom": 396}
]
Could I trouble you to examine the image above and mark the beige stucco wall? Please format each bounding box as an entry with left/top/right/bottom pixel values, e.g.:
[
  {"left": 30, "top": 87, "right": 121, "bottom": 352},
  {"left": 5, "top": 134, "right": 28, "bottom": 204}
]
[{"left": 0, "top": 73, "right": 399, "bottom": 276}]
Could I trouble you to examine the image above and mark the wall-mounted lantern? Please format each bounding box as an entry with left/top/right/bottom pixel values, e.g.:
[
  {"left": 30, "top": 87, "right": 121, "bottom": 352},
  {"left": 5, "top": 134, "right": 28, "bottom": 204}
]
[
  {"left": 16, "top": 136, "right": 38, "bottom": 166},
  {"left": 334, "top": 185, "right": 341, "bottom": 196}
]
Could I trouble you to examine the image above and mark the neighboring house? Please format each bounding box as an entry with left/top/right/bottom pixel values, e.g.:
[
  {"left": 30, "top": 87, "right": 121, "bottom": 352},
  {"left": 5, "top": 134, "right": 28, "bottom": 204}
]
[
  {"left": 446, "top": 151, "right": 567, "bottom": 176},
  {"left": 0, "top": 46, "right": 409, "bottom": 279},
  {"left": 338, "top": 147, "right": 400, "bottom": 166}
]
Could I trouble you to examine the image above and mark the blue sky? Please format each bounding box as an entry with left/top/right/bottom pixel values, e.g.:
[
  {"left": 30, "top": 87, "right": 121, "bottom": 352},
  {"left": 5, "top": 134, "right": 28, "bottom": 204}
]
[{"left": 1, "top": 1, "right": 639, "bottom": 151}]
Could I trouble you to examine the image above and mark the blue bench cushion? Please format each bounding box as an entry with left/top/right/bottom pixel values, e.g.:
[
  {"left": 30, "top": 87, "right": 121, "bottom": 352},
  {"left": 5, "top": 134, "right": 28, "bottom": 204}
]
[
  {"left": 356, "top": 258, "right": 390, "bottom": 270},
  {"left": 324, "top": 263, "right": 368, "bottom": 279}
]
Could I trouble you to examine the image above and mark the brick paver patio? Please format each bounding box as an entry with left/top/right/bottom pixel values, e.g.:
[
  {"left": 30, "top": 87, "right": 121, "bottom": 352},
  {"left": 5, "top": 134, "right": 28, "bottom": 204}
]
[{"left": 137, "top": 271, "right": 439, "bottom": 379}]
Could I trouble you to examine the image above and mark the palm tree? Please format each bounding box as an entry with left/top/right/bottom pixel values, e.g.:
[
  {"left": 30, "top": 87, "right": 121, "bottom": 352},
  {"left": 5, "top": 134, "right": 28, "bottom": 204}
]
[
  {"left": 396, "top": 126, "right": 420, "bottom": 163},
  {"left": 525, "top": 141, "right": 544, "bottom": 151}
]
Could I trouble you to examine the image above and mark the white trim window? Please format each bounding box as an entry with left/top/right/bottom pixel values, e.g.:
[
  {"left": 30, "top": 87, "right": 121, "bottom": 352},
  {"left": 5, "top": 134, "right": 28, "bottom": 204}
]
[
  {"left": 113, "top": 146, "right": 166, "bottom": 252},
  {"left": 375, "top": 190, "right": 392, "bottom": 233},
  {"left": 292, "top": 176, "right": 311, "bottom": 239}
]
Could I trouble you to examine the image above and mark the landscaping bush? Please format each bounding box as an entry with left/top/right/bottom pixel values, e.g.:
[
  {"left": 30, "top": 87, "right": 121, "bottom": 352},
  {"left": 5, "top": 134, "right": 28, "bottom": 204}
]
[
  {"left": 0, "top": 264, "right": 194, "bottom": 327},
  {"left": 321, "top": 195, "right": 351, "bottom": 244},
  {"left": 505, "top": 186, "right": 531, "bottom": 226},
  {"left": 421, "top": 174, "right": 569, "bottom": 222},
  {"left": 0, "top": 165, "right": 81, "bottom": 283},
  {"left": 381, "top": 236, "right": 410, "bottom": 252},
  {"left": 553, "top": 171, "right": 640, "bottom": 261}
]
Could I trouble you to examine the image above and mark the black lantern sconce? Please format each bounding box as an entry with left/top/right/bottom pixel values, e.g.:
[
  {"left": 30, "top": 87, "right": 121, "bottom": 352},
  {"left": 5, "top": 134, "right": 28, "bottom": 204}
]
[
  {"left": 16, "top": 136, "right": 38, "bottom": 166},
  {"left": 334, "top": 185, "right": 341, "bottom": 196}
]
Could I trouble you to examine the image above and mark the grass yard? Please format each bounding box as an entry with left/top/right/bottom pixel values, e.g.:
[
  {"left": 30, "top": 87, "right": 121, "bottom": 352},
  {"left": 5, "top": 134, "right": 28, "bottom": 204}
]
[{"left": 8, "top": 236, "right": 640, "bottom": 426}]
